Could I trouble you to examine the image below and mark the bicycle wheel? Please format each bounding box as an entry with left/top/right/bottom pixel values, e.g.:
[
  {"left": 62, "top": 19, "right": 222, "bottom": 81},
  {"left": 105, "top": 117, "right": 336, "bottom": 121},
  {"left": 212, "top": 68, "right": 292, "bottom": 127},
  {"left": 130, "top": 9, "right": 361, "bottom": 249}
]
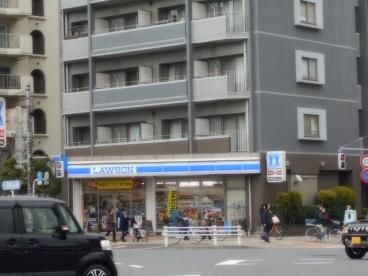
[
  {"left": 328, "top": 228, "right": 342, "bottom": 243},
  {"left": 274, "top": 225, "right": 284, "bottom": 240},
  {"left": 305, "top": 227, "right": 320, "bottom": 242}
]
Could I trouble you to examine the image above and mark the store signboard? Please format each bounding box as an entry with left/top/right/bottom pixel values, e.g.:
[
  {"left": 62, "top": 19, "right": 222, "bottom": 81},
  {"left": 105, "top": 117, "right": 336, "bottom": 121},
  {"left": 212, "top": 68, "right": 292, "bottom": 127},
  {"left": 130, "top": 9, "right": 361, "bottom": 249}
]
[
  {"left": 166, "top": 190, "right": 177, "bottom": 216},
  {"left": 68, "top": 160, "right": 261, "bottom": 178},
  {"left": 96, "top": 179, "right": 133, "bottom": 190},
  {"left": 266, "top": 151, "right": 286, "bottom": 183}
]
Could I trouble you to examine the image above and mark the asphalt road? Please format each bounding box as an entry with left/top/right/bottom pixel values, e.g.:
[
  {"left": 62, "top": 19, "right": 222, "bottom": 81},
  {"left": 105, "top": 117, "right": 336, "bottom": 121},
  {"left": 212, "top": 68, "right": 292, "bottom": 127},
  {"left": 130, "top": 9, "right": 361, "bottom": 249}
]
[{"left": 112, "top": 245, "right": 367, "bottom": 276}]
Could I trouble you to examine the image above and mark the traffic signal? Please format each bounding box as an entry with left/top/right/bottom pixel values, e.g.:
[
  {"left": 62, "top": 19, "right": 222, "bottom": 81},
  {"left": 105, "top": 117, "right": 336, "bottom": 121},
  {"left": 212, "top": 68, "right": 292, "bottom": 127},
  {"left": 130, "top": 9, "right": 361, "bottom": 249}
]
[
  {"left": 338, "top": 152, "right": 346, "bottom": 170},
  {"left": 55, "top": 161, "right": 64, "bottom": 178}
]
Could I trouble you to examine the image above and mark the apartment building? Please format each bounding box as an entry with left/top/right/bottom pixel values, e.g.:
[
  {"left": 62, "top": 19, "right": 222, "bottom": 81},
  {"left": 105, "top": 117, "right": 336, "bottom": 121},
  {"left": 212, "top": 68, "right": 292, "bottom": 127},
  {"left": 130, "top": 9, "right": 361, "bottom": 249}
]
[
  {"left": 0, "top": 0, "right": 61, "bottom": 165},
  {"left": 60, "top": 0, "right": 362, "bottom": 232}
]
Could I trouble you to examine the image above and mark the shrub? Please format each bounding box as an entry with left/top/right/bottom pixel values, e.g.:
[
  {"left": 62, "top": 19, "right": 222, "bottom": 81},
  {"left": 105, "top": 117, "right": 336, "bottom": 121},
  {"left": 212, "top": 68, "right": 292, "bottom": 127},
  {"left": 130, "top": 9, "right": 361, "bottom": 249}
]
[
  {"left": 274, "top": 191, "right": 303, "bottom": 224},
  {"left": 318, "top": 189, "right": 336, "bottom": 209}
]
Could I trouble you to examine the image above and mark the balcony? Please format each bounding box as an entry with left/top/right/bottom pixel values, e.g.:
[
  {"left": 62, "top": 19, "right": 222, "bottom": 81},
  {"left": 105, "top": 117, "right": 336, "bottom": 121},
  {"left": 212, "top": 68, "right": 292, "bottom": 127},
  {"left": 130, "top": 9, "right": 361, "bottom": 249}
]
[
  {"left": 192, "top": 13, "right": 247, "bottom": 44},
  {"left": 61, "top": 0, "right": 87, "bottom": 10},
  {"left": 93, "top": 78, "right": 187, "bottom": 111},
  {"left": 62, "top": 36, "right": 88, "bottom": 61},
  {"left": 0, "top": 74, "right": 32, "bottom": 96},
  {"left": 63, "top": 90, "right": 90, "bottom": 114},
  {"left": 0, "top": 0, "right": 32, "bottom": 17},
  {"left": 193, "top": 72, "right": 248, "bottom": 102},
  {"left": 92, "top": 20, "right": 186, "bottom": 57},
  {"left": 0, "top": 33, "right": 32, "bottom": 57}
]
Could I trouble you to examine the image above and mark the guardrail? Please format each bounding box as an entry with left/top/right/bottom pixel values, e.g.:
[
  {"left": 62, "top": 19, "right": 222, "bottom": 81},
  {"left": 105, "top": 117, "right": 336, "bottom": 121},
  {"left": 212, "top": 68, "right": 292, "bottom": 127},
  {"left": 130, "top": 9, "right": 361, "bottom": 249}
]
[{"left": 162, "top": 225, "right": 245, "bottom": 247}]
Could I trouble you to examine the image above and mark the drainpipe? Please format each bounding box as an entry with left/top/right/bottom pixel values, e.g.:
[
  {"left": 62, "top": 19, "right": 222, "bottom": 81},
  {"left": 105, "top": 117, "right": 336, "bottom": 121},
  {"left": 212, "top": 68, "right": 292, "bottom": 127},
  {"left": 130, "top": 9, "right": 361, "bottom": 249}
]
[{"left": 87, "top": 1, "right": 95, "bottom": 156}]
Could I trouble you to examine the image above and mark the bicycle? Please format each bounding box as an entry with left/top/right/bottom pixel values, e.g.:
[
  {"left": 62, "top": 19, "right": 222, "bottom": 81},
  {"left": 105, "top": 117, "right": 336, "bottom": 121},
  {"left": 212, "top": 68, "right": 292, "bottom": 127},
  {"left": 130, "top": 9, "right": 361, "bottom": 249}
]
[
  {"left": 305, "top": 224, "right": 342, "bottom": 243},
  {"left": 256, "top": 223, "right": 284, "bottom": 240}
]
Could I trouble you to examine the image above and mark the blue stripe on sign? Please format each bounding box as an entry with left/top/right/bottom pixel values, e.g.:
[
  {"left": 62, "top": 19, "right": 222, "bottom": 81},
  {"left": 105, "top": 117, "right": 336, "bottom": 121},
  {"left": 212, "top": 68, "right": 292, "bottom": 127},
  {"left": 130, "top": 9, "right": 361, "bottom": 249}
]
[
  {"left": 137, "top": 166, "right": 162, "bottom": 173},
  {"left": 190, "top": 165, "right": 216, "bottom": 172},
  {"left": 216, "top": 164, "right": 243, "bottom": 171},
  {"left": 163, "top": 165, "right": 189, "bottom": 172},
  {"left": 68, "top": 167, "right": 90, "bottom": 175},
  {"left": 243, "top": 163, "right": 260, "bottom": 171}
]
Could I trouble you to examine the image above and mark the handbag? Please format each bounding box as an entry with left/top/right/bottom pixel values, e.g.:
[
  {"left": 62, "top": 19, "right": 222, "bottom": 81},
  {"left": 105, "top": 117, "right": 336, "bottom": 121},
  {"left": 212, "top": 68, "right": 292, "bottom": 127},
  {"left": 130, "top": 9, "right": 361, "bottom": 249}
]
[{"left": 272, "top": 215, "right": 280, "bottom": 224}]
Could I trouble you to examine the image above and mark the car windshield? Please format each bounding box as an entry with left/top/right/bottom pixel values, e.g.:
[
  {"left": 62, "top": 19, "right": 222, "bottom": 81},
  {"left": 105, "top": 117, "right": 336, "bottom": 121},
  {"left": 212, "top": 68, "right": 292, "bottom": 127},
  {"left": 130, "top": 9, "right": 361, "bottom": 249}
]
[{"left": 57, "top": 204, "right": 82, "bottom": 233}]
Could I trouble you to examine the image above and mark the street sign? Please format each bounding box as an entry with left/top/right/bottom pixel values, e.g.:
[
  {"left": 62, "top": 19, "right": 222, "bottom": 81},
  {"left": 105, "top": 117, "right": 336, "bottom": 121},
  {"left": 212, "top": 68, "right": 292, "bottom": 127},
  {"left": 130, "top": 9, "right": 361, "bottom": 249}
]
[
  {"left": 2, "top": 180, "right": 21, "bottom": 191},
  {"left": 37, "top": 171, "right": 43, "bottom": 181},
  {"left": 338, "top": 152, "right": 346, "bottom": 170},
  {"left": 266, "top": 151, "right": 286, "bottom": 183},
  {"left": 0, "top": 97, "right": 6, "bottom": 147},
  {"left": 361, "top": 168, "right": 368, "bottom": 184},
  {"left": 361, "top": 155, "right": 368, "bottom": 168}
]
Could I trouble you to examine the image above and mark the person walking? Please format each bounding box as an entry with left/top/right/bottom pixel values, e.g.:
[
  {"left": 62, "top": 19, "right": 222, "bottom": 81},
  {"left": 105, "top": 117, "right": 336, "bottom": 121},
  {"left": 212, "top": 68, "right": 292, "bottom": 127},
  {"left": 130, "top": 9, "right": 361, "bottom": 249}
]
[
  {"left": 105, "top": 208, "right": 116, "bottom": 242},
  {"left": 119, "top": 210, "right": 130, "bottom": 242},
  {"left": 261, "top": 203, "right": 273, "bottom": 243}
]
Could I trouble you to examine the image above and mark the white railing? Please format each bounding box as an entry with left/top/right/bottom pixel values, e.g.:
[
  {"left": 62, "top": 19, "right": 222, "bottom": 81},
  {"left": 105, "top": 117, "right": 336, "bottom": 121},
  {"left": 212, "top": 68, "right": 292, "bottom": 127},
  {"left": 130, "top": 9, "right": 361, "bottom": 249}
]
[
  {"left": 95, "top": 75, "right": 186, "bottom": 90},
  {"left": 66, "top": 86, "right": 89, "bottom": 93},
  {"left": 0, "top": 33, "right": 20, "bottom": 48},
  {"left": 204, "top": 130, "right": 247, "bottom": 152},
  {"left": 194, "top": 12, "right": 246, "bottom": 33},
  {"left": 0, "top": 74, "right": 20, "bottom": 89},
  {"left": 162, "top": 225, "right": 245, "bottom": 247},
  {"left": 96, "top": 134, "right": 187, "bottom": 145},
  {"left": 94, "top": 17, "right": 185, "bottom": 35},
  {"left": 196, "top": 71, "right": 246, "bottom": 92}
]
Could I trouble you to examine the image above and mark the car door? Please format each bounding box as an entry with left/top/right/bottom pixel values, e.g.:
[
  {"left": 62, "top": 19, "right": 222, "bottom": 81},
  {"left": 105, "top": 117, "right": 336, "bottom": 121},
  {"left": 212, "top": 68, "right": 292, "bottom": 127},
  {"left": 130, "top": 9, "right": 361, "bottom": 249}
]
[
  {"left": 0, "top": 205, "right": 23, "bottom": 276},
  {"left": 20, "top": 205, "right": 77, "bottom": 276}
]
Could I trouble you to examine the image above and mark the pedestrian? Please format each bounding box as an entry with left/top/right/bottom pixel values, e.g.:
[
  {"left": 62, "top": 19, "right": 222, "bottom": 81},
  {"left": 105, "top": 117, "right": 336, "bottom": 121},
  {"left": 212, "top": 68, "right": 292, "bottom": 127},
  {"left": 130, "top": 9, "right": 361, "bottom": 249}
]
[
  {"left": 105, "top": 207, "right": 116, "bottom": 242},
  {"left": 119, "top": 210, "right": 130, "bottom": 242},
  {"left": 261, "top": 203, "right": 273, "bottom": 243}
]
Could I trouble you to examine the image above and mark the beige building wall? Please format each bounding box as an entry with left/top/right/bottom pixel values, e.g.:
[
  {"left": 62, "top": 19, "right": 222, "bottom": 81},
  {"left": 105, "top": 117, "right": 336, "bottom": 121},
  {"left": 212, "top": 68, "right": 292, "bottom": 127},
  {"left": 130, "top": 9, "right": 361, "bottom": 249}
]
[{"left": 0, "top": 0, "right": 61, "bottom": 160}]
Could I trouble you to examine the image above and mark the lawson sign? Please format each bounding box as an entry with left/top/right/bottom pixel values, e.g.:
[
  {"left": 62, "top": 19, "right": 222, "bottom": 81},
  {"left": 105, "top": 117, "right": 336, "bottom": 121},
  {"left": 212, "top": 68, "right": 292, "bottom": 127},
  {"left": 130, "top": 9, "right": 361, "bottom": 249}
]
[{"left": 68, "top": 160, "right": 261, "bottom": 178}]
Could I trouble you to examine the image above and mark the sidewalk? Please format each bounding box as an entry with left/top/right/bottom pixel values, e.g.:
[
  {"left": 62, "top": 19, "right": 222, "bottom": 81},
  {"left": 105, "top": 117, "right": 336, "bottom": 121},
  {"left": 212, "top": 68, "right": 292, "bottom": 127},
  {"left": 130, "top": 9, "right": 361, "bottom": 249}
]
[{"left": 108, "top": 234, "right": 344, "bottom": 249}]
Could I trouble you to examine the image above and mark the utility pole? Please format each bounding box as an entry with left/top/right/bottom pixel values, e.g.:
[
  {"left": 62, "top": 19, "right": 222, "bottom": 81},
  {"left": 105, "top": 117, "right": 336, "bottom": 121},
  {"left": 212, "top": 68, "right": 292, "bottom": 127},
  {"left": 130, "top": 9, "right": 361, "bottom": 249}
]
[{"left": 25, "top": 84, "right": 33, "bottom": 195}]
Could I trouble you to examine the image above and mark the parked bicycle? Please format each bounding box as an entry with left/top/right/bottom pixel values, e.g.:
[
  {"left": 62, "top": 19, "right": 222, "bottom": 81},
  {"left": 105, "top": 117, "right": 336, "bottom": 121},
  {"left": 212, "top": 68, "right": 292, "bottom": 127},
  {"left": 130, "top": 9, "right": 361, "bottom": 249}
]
[{"left": 305, "top": 218, "right": 342, "bottom": 243}]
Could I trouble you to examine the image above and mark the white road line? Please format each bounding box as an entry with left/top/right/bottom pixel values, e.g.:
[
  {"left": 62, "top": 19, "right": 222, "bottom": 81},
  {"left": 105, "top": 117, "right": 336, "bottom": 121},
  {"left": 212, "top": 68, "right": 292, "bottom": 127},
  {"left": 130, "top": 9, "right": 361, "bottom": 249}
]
[
  {"left": 216, "top": 260, "right": 245, "bottom": 266},
  {"left": 299, "top": 258, "right": 335, "bottom": 261},
  {"left": 294, "top": 262, "right": 334, "bottom": 265},
  {"left": 114, "top": 262, "right": 122, "bottom": 266},
  {"left": 128, "top": 265, "right": 144, "bottom": 269}
]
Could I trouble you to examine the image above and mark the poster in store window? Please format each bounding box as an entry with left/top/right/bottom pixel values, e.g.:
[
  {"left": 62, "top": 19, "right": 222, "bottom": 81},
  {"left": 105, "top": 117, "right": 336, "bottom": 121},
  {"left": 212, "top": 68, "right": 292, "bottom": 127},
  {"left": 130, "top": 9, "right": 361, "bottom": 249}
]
[{"left": 166, "top": 190, "right": 177, "bottom": 216}]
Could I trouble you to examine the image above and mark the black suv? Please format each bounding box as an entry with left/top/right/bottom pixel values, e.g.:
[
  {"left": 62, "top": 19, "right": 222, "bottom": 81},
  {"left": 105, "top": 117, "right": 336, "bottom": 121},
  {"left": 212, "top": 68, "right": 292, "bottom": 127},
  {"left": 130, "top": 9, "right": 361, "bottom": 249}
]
[
  {"left": 342, "top": 220, "right": 368, "bottom": 259},
  {"left": 0, "top": 197, "right": 117, "bottom": 276}
]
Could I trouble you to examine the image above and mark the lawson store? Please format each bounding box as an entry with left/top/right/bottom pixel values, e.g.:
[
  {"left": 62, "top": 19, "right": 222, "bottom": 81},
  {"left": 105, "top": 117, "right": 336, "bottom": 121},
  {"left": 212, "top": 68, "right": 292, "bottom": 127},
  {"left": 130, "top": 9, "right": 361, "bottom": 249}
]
[{"left": 65, "top": 155, "right": 261, "bottom": 233}]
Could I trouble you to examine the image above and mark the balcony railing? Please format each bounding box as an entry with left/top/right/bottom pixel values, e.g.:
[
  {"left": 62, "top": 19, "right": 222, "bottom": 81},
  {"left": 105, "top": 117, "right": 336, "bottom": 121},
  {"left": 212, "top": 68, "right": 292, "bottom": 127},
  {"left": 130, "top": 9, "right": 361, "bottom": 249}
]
[
  {"left": 65, "top": 25, "right": 88, "bottom": 40},
  {"left": 194, "top": 12, "right": 246, "bottom": 33},
  {"left": 0, "top": 33, "right": 20, "bottom": 48},
  {"left": 66, "top": 86, "right": 90, "bottom": 93},
  {"left": 94, "top": 17, "right": 184, "bottom": 35},
  {"left": 96, "top": 134, "right": 187, "bottom": 145},
  {"left": 69, "top": 140, "right": 90, "bottom": 147},
  {"left": 195, "top": 71, "right": 246, "bottom": 92},
  {"left": 0, "top": 74, "right": 20, "bottom": 89},
  {"left": 197, "top": 130, "right": 247, "bottom": 152},
  {"left": 95, "top": 75, "right": 186, "bottom": 89}
]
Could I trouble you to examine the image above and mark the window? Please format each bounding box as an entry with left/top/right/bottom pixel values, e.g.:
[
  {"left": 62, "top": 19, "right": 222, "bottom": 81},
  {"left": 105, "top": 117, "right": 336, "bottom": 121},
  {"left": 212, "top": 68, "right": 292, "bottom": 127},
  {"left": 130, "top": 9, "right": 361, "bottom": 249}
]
[
  {"left": 158, "top": 5, "right": 185, "bottom": 23},
  {"left": 72, "top": 126, "right": 90, "bottom": 145},
  {"left": 23, "top": 207, "right": 58, "bottom": 234},
  {"left": 31, "top": 30, "right": 45, "bottom": 55},
  {"left": 295, "top": 50, "right": 325, "bottom": 84},
  {"left": 108, "top": 68, "right": 138, "bottom": 87},
  {"left": 32, "top": 0, "right": 44, "bottom": 16},
  {"left": 159, "top": 62, "right": 186, "bottom": 81},
  {"left": 0, "top": 208, "right": 14, "bottom": 233},
  {"left": 297, "top": 107, "right": 327, "bottom": 140},
  {"left": 162, "top": 119, "right": 188, "bottom": 139},
  {"left": 67, "top": 21, "right": 88, "bottom": 39},
  {"left": 31, "top": 69, "right": 45, "bottom": 94},
  {"left": 71, "top": 73, "right": 89, "bottom": 92},
  {"left": 107, "top": 13, "right": 138, "bottom": 32},
  {"left": 33, "top": 109, "right": 46, "bottom": 134},
  {"left": 294, "top": 0, "right": 323, "bottom": 29}
]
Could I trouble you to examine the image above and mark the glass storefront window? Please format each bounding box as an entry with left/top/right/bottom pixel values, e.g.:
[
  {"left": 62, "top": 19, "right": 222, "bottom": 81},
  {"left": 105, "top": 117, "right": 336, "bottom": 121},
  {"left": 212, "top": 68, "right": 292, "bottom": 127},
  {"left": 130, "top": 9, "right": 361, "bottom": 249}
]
[
  {"left": 82, "top": 179, "right": 145, "bottom": 232},
  {"left": 156, "top": 178, "right": 225, "bottom": 229}
]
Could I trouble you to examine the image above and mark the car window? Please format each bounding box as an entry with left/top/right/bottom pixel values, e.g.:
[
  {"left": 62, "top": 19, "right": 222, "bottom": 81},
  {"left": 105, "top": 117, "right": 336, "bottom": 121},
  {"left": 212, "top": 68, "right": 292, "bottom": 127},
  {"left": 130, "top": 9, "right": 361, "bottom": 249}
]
[
  {"left": 23, "top": 207, "right": 59, "bottom": 234},
  {"left": 0, "top": 208, "right": 15, "bottom": 233},
  {"left": 57, "top": 204, "right": 81, "bottom": 233}
]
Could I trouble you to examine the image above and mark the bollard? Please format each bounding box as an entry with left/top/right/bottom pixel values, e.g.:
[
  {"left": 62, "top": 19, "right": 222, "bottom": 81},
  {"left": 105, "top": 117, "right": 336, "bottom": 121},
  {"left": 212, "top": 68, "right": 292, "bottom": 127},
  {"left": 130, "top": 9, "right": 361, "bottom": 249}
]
[
  {"left": 213, "top": 225, "right": 218, "bottom": 246},
  {"left": 237, "top": 225, "right": 242, "bottom": 246},
  {"left": 163, "top": 226, "right": 168, "bottom": 247}
]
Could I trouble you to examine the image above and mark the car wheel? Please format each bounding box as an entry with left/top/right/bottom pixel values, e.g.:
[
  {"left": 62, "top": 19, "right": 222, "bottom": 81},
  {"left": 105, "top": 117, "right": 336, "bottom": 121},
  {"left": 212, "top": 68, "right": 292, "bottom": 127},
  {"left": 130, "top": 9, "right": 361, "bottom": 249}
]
[
  {"left": 83, "top": 264, "right": 112, "bottom": 276},
  {"left": 345, "top": 246, "right": 366, "bottom": 259}
]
